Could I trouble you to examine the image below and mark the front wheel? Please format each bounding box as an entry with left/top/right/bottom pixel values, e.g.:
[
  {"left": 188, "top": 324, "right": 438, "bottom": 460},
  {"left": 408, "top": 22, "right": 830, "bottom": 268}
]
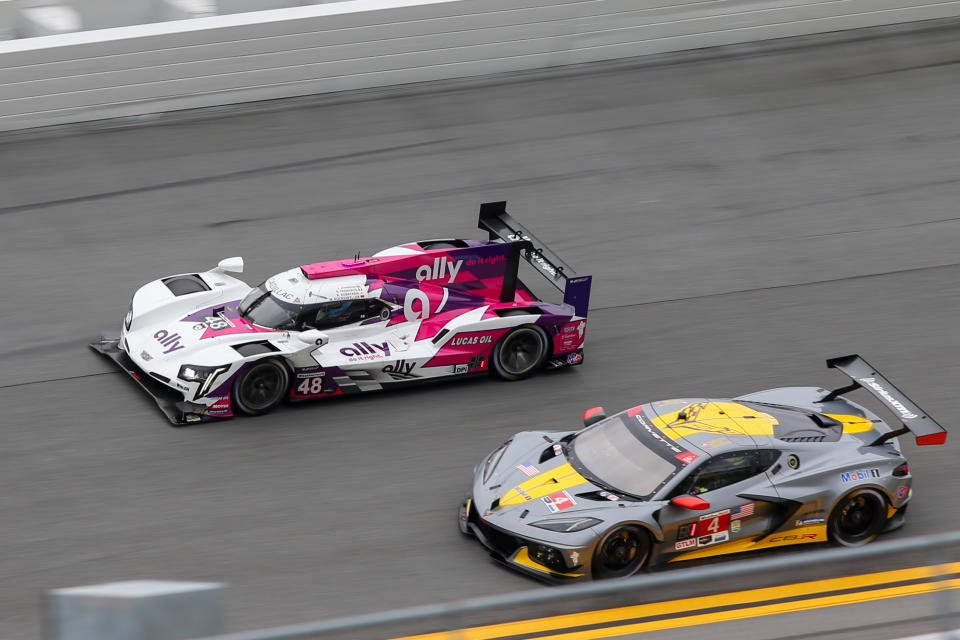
[
  {"left": 489, "top": 326, "right": 549, "bottom": 381},
  {"left": 592, "top": 525, "right": 651, "bottom": 579},
  {"left": 232, "top": 358, "right": 290, "bottom": 416},
  {"left": 828, "top": 488, "right": 887, "bottom": 547}
]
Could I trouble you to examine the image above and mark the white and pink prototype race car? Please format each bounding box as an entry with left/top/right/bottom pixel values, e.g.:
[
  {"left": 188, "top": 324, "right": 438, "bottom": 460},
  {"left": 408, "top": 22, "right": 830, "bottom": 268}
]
[{"left": 91, "top": 202, "right": 592, "bottom": 425}]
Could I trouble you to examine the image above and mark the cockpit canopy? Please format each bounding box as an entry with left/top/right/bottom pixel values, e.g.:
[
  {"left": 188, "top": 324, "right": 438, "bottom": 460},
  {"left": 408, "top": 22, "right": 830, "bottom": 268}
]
[{"left": 238, "top": 284, "right": 390, "bottom": 330}]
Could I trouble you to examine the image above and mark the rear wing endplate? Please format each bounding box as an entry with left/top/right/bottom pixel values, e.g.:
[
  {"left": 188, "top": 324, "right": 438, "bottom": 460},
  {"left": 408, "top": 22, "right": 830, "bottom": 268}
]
[
  {"left": 478, "top": 201, "right": 592, "bottom": 317},
  {"left": 820, "top": 354, "right": 946, "bottom": 446}
]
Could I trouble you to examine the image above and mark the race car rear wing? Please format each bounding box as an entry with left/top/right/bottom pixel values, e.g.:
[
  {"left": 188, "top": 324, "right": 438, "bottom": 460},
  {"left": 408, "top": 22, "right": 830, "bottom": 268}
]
[
  {"left": 478, "top": 201, "right": 592, "bottom": 317},
  {"left": 820, "top": 354, "right": 947, "bottom": 446}
]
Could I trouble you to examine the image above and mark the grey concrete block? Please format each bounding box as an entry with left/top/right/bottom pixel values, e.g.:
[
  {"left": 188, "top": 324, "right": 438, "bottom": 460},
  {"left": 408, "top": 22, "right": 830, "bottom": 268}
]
[
  {"left": 46, "top": 580, "right": 226, "bottom": 640},
  {"left": 15, "top": 4, "right": 80, "bottom": 37}
]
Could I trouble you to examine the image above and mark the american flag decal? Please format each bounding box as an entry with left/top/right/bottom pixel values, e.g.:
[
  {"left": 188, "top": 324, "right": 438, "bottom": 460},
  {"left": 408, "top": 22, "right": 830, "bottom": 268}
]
[
  {"left": 516, "top": 463, "right": 539, "bottom": 477},
  {"left": 731, "top": 502, "right": 755, "bottom": 520}
]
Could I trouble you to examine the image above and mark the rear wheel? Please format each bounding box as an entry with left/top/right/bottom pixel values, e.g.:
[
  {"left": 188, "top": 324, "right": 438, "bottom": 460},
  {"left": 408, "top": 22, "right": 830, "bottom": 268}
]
[
  {"left": 490, "top": 326, "right": 548, "bottom": 381},
  {"left": 592, "top": 525, "right": 650, "bottom": 579},
  {"left": 232, "top": 359, "right": 289, "bottom": 416},
  {"left": 828, "top": 488, "right": 887, "bottom": 546}
]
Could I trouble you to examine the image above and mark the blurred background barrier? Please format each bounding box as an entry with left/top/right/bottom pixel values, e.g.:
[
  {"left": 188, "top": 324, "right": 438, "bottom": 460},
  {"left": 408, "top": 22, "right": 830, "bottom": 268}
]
[
  {"left": 4, "top": 0, "right": 960, "bottom": 132},
  {"left": 46, "top": 581, "right": 226, "bottom": 640},
  {"left": 51, "top": 532, "right": 960, "bottom": 640}
]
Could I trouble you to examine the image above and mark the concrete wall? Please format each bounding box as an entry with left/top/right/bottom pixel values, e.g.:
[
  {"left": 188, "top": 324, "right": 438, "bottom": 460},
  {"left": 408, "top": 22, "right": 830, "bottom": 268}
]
[{"left": 3, "top": 0, "right": 960, "bottom": 131}]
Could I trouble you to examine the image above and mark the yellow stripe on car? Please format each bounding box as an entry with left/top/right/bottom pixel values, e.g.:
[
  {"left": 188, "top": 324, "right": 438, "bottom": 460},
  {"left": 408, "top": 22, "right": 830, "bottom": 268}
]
[
  {"left": 512, "top": 548, "right": 583, "bottom": 578},
  {"left": 825, "top": 413, "right": 878, "bottom": 434},
  {"left": 669, "top": 525, "right": 828, "bottom": 562},
  {"left": 498, "top": 463, "right": 588, "bottom": 507},
  {"left": 650, "top": 401, "right": 779, "bottom": 440}
]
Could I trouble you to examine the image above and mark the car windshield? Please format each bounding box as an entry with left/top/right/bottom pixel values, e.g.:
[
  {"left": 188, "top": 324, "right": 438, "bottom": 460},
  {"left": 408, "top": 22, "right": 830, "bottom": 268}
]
[
  {"left": 569, "top": 412, "right": 686, "bottom": 499},
  {"left": 238, "top": 284, "right": 298, "bottom": 330}
]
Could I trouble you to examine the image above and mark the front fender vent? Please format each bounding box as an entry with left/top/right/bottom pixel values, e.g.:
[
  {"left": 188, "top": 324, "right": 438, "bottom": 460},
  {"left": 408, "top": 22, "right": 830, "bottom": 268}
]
[
  {"left": 162, "top": 275, "right": 211, "bottom": 296},
  {"left": 233, "top": 341, "right": 280, "bottom": 357}
]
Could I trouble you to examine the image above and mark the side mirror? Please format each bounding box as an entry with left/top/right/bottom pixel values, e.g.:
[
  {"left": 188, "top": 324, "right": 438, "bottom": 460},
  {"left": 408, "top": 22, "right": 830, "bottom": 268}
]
[
  {"left": 671, "top": 495, "right": 710, "bottom": 510},
  {"left": 583, "top": 406, "right": 606, "bottom": 427},
  {"left": 215, "top": 256, "right": 244, "bottom": 274},
  {"left": 299, "top": 329, "right": 329, "bottom": 347}
]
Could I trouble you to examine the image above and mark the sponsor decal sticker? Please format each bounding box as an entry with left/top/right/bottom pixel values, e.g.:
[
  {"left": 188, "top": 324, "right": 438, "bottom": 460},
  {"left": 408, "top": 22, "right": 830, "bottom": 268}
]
[
  {"left": 599, "top": 491, "right": 620, "bottom": 501},
  {"left": 858, "top": 377, "right": 919, "bottom": 419},
  {"left": 769, "top": 533, "right": 818, "bottom": 543},
  {"left": 566, "top": 352, "right": 583, "bottom": 365},
  {"left": 675, "top": 451, "right": 699, "bottom": 465},
  {"left": 796, "top": 516, "right": 826, "bottom": 527},
  {"left": 635, "top": 414, "right": 684, "bottom": 454},
  {"left": 898, "top": 485, "right": 909, "bottom": 498},
  {"left": 542, "top": 491, "right": 576, "bottom": 513},
  {"left": 516, "top": 463, "right": 539, "bottom": 477},
  {"left": 339, "top": 341, "right": 391, "bottom": 359},
  {"left": 701, "top": 436, "right": 732, "bottom": 450},
  {"left": 569, "top": 551, "right": 580, "bottom": 565},
  {"left": 698, "top": 531, "right": 729, "bottom": 547},
  {"left": 731, "top": 520, "right": 741, "bottom": 533},
  {"left": 453, "top": 364, "right": 468, "bottom": 374},
  {"left": 449, "top": 334, "right": 494, "bottom": 347},
  {"left": 840, "top": 468, "right": 881, "bottom": 483},
  {"left": 382, "top": 359, "right": 415, "bottom": 377},
  {"left": 205, "top": 397, "right": 232, "bottom": 416},
  {"left": 416, "top": 257, "right": 463, "bottom": 283},
  {"left": 675, "top": 539, "right": 697, "bottom": 551},
  {"left": 552, "top": 443, "right": 563, "bottom": 456},
  {"left": 153, "top": 329, "right": 185, "bottom": 355}
]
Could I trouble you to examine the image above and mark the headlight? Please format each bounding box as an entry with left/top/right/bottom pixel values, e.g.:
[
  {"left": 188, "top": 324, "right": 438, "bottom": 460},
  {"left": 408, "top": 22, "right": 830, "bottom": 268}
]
[
  {"left": 531, "top": 517, "right": 602, "bottom": 533},
  {"left": 529, "top": 543, "right": 568, "bottom": 571},
  {"left": 178, "top": 365, "right": 229, "bottom": 398},
  {"left": 482, "top": 439, "right": 512, "bottom": 483},
  {"left": 124, "top": 307, "right": 133, "bottom": 330}
]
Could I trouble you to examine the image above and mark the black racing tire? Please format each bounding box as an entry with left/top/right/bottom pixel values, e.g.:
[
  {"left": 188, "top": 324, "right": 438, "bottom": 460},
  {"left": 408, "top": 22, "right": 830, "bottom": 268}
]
[
  {"left": 828, "top": 488, "right": 887, "bottom": 547},
  {"left": 592, "top": 525, "right": 651, "bottom": 579},
  {"left": 489, "top": 326, "right": 549, "bottom": 381},
  {"left": 232, "top": 358, "right": 290, "bottom": 416}
]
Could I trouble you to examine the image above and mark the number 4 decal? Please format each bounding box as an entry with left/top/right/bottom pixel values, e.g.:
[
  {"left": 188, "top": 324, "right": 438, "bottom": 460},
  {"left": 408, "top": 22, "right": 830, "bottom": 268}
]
[{"left": 695, "top": 509, "right": 731, "bottom": 547}]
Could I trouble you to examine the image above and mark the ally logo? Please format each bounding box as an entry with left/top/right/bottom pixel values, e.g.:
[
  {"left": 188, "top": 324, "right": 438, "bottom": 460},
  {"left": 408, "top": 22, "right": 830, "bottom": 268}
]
[
  {"left": 339, "top": 341, "right": 391, "bottom": 357},
  {"left": 416, "top": 257, "right": 462, "bottom": 284}
]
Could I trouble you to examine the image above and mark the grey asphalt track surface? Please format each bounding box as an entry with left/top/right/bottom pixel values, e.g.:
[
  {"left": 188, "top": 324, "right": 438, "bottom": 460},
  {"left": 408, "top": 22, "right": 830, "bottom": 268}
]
[{"left": 3, "top": 20, "right": 960, "bottom": 639}]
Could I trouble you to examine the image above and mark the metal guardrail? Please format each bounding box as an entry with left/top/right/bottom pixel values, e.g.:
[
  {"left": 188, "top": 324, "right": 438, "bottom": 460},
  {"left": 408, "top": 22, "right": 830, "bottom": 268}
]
[
  {"left": 4, "top": 0, "right": 960, "bottom": 132},
  {"left": 194, "top": 530, "right": 960, "bottom": 640}
]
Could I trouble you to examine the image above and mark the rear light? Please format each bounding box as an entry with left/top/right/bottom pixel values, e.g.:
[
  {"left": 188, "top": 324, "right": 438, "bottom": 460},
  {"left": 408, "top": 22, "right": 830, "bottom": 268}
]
[{"left": 893, "top": 462, "right": 909, "bottom": 477}]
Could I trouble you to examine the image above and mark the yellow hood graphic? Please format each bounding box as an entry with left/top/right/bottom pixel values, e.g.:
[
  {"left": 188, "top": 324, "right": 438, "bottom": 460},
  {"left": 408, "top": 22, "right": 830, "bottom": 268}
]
[
  {"left": 651, "top": 402, "right": 779, "bottom": 439},
  {"left": 824, "top": 413, "right": 878, "bottom": 434},
  {"left": 498, "top": 462, "right": 588, "bottom": 508}
]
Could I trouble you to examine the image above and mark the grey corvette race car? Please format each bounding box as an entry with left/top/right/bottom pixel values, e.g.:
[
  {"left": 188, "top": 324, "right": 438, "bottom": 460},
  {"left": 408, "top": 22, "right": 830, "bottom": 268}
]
[{"left": 459, "top": 355, "right": 946, "bottom": 582}]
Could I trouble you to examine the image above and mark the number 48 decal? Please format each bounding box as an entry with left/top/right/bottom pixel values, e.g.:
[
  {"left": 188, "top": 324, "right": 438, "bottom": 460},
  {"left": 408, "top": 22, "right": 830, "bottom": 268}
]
[{"left": 296, "top": 377, "right": 324, "bottom": 395}]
